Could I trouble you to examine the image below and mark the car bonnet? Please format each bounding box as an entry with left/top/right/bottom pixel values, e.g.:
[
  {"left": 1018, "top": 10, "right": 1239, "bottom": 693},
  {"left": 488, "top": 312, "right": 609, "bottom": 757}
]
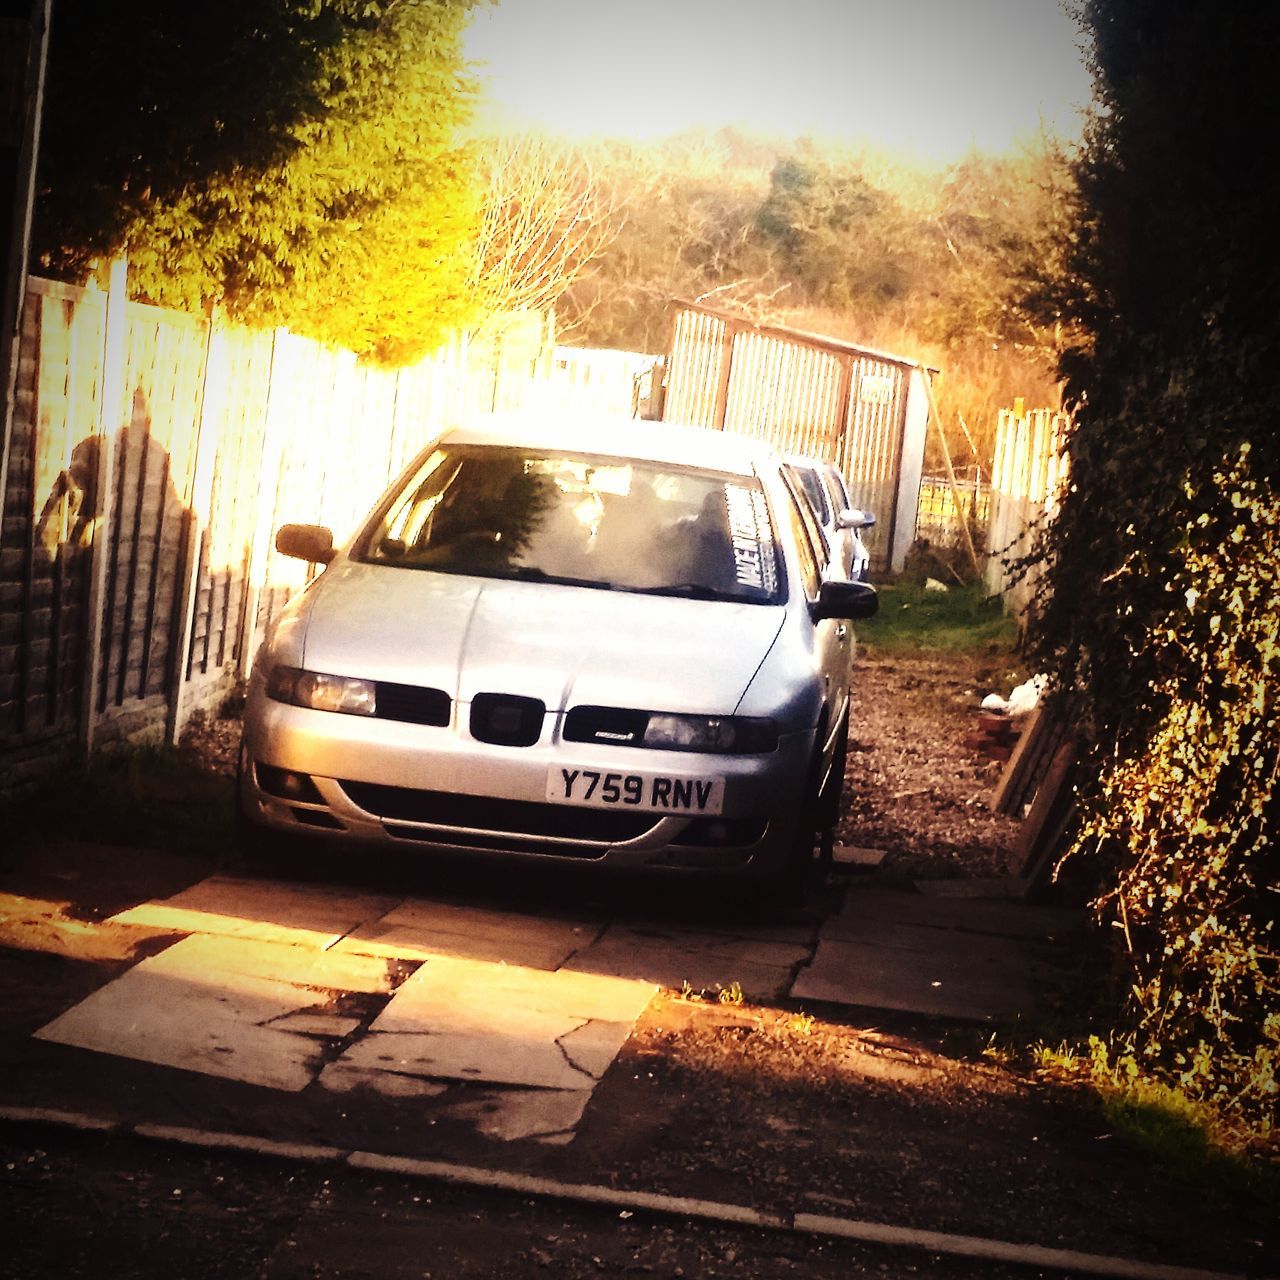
[{"left": 295, "top": 560, "right": 786, "bottom": 716}]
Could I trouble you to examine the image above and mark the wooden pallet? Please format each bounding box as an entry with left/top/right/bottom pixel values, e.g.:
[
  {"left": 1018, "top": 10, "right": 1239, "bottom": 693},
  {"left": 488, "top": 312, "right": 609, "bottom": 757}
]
[
  {"left": 992, "top": 708, "right": 1079, "bottom": 897},
  {"left": 991, "top": 706, "right": 1070, "bottom": 817}
]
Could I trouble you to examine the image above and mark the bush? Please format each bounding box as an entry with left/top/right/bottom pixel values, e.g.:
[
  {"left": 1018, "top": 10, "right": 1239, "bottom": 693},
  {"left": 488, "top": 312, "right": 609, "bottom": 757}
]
[{"left": 1068, "top": 447, "right": 1278, "bottom": 1138}]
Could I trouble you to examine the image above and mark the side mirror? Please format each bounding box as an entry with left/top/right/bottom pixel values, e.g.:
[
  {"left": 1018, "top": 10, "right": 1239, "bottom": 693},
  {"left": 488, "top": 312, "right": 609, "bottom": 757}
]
[
  {"left": 275, "top": 523, "right": 335, "bottom": 564},
  {"left": 811, "top": 579, "right": 878, "bottom": 621},
  {"left": 836, "top": 507, "right": 875, "bottom": 530}
]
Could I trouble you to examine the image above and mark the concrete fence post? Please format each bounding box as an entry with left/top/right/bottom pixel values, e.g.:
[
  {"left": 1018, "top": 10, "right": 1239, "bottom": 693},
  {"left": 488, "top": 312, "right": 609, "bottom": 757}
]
[
  {"left": 79, "top": 255, "right": 128, "bottom": 753},
  {"left": 165, "top": 306, "right": 222, "bottom": 746}
]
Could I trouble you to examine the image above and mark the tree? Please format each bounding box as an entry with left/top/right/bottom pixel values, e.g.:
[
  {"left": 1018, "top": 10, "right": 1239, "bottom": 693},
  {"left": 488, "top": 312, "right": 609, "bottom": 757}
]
[
  {"left": 468, "top": 133, "right": 623, "bottom": 339},
  {"left": 754, "top": 144, "right": 913, "bottom": 313},
  {"left": 36, "top": 0, "right": 482, "bottom": 363},
  {"left": 925, "top": 138, "right": 1076, "bottom": 352},
  {"left": 559, "top": 131, "right": 776, "bottom": 353},
  {"left": 1024, "top": 0, "right": 1280, "bottom": 1136}
]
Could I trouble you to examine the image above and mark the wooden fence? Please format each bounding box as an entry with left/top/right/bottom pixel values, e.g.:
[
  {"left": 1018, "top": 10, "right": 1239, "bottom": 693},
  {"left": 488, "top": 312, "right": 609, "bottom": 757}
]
[
  {"left": 984, "top": 405, "right": 1069, "bottom": 616},
  {"left": 914, "top": 466, "right": 991, "bottom": 552},
  {"left": 0, "top": 267, "right": 637, "bottom": 786}
]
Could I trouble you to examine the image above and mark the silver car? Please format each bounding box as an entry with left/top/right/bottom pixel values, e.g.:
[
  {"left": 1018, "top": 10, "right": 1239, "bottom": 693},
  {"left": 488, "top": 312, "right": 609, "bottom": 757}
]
[
  {"left": 783, "top": 454, "right": 875, "bottom": 582},
  {"left": 238, "top": 415, "right": 877, "bottom": 892}
]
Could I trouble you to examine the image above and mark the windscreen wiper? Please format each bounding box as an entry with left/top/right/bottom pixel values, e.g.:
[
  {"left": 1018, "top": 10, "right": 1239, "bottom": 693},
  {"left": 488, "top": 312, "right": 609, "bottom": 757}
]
[
  {"left": 487, "top": 566, "right": 616, "bottom": 590},
  {"left": 646, "top": 582, "right": 726, "bottom": 600}
]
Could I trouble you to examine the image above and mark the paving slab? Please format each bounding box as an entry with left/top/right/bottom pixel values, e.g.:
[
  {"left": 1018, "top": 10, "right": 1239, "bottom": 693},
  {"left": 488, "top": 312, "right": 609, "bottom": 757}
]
[
  {"left": 271, "top": 1012, "right": 365, "bottom": 1038},
  {"left": 792, "top": 930, "right": 1035, "bottom": 1022},
  {"left": 319, "top": 955, "right": 654, "bottom": 1098},
  {"left": 915, "top": 877, "right": 1031, "bottom": 899},
  {"left": 790, "top": 887, "right": 1055, "bottom": 1021},
  {"left": 154, "top": 931, "right": 400, "bottom": 995},
  {"left": 370, "top": 955, "right": 655, "bottom": 1031},
  {"left": 34, "top": 935, "right": 331, "bottom": 1090},
  {"left": 317, "top": 1062, "right": 450, "bottom": 1099},
  {"left": 564, "top": 922, "right": 809, "bottom": 1001},
  {"left": 441, "top": 1086, "right": 591, "bottom": 1144},
  {"left": 326, "top": 1029, "right": 599, "bottom": 1091},
  {"left": 830, "top": 886, "right": 1079, "bottom": 941},
  {"left": 112, "top": 875, "right": 399, "bottom": 949},
  {"left": 338, "top": 898, "right": 598, "bottom": 969}
]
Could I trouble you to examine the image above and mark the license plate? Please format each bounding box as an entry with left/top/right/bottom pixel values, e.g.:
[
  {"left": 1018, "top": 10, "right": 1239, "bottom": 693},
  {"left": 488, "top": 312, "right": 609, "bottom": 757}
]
[{"left": 547, "top": 766, "right": 725, "bottom": 815}]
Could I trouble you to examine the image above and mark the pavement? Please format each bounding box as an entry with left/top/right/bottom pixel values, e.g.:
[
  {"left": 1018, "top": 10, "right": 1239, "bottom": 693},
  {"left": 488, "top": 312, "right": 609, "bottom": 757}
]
[
  {"left": 6, "top": 849, "right": 1275, "bottom": 1280},
  {"left": 9, "top": 855, "right": 1079, "bottom": 1148}
]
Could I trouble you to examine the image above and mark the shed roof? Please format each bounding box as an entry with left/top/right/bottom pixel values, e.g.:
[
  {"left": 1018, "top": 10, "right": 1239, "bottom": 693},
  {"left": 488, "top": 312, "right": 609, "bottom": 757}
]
[{"left": 671, "top": 299, "right": 940, "bottom": 374}]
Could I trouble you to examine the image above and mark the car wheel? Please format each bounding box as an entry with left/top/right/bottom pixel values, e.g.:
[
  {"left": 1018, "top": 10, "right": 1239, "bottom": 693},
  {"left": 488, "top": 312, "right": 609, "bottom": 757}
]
[{"left": 757, "top": 743, "right": 827, "bottom": 909}]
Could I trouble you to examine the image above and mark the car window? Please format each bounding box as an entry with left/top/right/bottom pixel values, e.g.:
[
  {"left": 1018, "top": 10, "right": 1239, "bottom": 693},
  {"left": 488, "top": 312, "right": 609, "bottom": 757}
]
[
  {"left": 824, "top": 463, "right": 854, "bottom": 513},
  {"left": 778, "top": 484, "right": 823, "bottom": 599},
  {"left": 353, "top": 445, "right": 783, "bottom": 604},
  {"left": 784, "top": 464, "right": 831, "bottom": 526}
]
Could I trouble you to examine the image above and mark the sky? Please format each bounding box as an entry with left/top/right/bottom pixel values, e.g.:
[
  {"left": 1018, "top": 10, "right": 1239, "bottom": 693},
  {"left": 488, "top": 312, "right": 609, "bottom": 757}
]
[{"left": 464, "top": 0, "right": 1094, "bottom": 162}]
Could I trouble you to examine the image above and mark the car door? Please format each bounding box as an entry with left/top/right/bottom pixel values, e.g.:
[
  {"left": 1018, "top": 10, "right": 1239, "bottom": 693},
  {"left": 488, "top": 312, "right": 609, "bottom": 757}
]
[{"left": 776, "top": 477, "right": 852, "bottom": 758}]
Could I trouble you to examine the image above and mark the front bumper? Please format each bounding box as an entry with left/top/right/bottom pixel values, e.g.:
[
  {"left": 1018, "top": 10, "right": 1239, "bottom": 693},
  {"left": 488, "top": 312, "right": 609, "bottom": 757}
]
[{"left": 239, "top": 681, "right": 814, "bottom": 876}]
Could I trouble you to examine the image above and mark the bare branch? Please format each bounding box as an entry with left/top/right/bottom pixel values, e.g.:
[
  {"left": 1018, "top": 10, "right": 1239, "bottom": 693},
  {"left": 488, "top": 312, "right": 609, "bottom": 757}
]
[{"left": 469, "top": 133, "right": 626, "bottom": 336}]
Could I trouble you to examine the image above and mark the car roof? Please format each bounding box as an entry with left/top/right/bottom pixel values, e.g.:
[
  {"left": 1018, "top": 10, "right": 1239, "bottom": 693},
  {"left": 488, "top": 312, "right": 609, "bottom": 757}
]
[
  {"left": 783, "top": 452, "right": 838, "bottom": 475},
  {"left": 440, "top": 412, "right": 777, "bottom": 478}
]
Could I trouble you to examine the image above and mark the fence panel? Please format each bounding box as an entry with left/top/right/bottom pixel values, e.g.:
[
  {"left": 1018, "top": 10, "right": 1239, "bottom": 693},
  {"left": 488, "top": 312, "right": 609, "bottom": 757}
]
[
  {"left": 0, "top": 273, "right": 566, "bottom": 780},
  {"left": 914, "top": 467, "right": 991, "bottom": 551},
  {"left": 92, "top": 303, "right": 209, "bottom": 740},
  {"left": 180, "top": 322, "right": 275, "bottom": 714},
  {"left": 984, "top": 406, "right": 1068, "bottom": 616},
  {"left": 0, "top": 280, "right": 105, "bottom": 775}
]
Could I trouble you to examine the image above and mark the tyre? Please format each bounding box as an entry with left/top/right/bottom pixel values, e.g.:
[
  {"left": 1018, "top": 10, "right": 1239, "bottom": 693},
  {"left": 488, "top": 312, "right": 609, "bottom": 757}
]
[{"left": 753, "top": 743, "right": 827, "bottom": 910}]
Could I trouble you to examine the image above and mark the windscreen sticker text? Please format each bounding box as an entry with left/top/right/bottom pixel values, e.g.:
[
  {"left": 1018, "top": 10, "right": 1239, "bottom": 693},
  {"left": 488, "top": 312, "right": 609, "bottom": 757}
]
[{"left": 724, "top": 486, "right": 778, "bottom": 594}]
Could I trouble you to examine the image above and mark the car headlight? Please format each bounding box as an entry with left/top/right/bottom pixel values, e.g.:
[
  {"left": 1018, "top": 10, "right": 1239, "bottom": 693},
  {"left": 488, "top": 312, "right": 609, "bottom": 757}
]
[
  {"left": 266, "top": 665, "right": 377, "bottom": 716},
  {"left": 642, "top": 714, "right": 777, "bottom": 754}
]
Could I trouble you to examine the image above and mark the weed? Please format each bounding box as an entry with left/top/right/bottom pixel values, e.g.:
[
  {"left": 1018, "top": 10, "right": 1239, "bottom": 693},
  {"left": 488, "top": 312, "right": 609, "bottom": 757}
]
[{"left": 677, "top": 979, "right": 746, "bottom": 1006}]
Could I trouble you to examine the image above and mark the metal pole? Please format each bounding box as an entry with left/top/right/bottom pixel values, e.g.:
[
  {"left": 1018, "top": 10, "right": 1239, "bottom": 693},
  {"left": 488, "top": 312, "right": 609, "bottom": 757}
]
[{"left": 0, "top": 0, "right": 51, "bottom": 554}]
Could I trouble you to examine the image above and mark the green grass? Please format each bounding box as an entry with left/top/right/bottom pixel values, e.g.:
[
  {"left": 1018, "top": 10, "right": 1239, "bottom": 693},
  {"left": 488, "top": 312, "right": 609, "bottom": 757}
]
[
  {"left": 862, "top": 580, "right": 1020, "bottom": 655},
  {"left": 1030, "top": 1041, "right": 1280, "bottom": 1211},
  {"left": 0, "top": 743, "right": 234, "bottom": 866},
  {"left": 1100, "top": 1084, "right": 1279, "bottom": 1212}
]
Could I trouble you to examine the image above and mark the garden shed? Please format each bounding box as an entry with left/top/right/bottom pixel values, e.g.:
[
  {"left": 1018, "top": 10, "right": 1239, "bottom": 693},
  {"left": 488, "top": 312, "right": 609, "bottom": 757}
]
[{"left": 661, "top": 301, "right": 932, "bottom": 573}]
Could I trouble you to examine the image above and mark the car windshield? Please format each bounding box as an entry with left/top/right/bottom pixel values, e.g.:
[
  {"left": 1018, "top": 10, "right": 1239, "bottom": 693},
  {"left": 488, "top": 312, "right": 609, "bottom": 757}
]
[{"left": 354, "top": 444, "right": 783, "bottom": 604}]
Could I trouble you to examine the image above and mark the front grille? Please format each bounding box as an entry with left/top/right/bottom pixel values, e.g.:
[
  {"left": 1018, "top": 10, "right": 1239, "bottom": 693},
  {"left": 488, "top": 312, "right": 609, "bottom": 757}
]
[
  {"left": 563, "top": 705, "right": 649, "bottom": 746},
  {"left": 375, "top": 682, "right": 450, "bottom": 726},
  {"left": 383, "top": 825, "right": 607, "bottom": 858},
  {"left": 470, "top": 693, "right": 545, "bottom": 747},
  {"left": 338, "top": 780, "right": 656, "bottom": 844}
]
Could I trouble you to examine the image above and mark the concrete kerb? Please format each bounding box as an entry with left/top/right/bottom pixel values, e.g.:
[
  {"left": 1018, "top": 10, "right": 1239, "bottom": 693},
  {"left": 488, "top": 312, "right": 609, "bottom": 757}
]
[{"left": 0, "top": 1105, "right": 1253, "bottom": 1280}]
